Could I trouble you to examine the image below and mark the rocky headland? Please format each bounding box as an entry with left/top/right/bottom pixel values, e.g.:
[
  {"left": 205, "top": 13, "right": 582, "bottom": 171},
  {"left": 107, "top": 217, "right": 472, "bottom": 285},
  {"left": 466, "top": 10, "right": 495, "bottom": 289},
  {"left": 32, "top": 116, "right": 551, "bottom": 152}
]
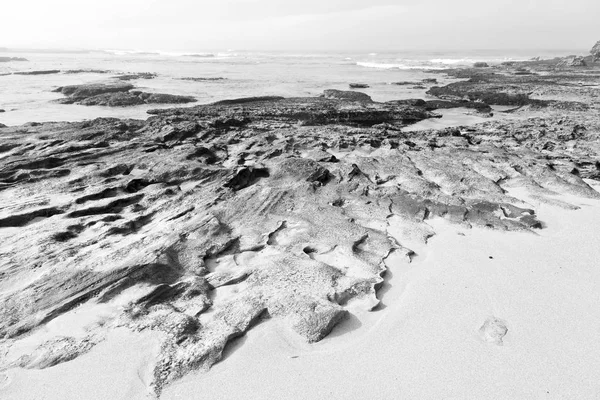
[{"left": 0, "top": 46, "right": 599, "bottom": 397}]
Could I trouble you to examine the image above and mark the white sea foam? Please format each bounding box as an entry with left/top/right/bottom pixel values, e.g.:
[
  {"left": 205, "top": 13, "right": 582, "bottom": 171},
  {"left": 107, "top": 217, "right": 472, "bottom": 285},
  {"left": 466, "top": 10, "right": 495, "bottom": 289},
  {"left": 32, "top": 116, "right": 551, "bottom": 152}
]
[{"left": 356, "top": 61, "right": 446, "bottom": 70}]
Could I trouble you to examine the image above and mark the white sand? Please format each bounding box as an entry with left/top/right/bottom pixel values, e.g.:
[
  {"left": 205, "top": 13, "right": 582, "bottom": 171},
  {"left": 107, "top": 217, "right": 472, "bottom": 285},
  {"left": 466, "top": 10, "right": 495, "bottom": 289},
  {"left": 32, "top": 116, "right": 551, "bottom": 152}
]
[
  {"left": 0, "top": 328, "right": 162, "bottom": 400},
  {"left": 2, "top": 188, "right": 600, "bottom": 400},
  {"left": 163, "top": 189, "right": 600, "bottom": 400}
]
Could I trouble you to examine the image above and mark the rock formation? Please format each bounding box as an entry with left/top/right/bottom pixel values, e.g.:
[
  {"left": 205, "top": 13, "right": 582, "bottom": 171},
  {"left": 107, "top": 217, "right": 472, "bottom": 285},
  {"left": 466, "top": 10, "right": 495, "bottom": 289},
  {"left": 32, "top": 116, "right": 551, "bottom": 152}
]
[
  {"left": 53, "top": 82, "right": 196, "bottom": 107},
  {"left": 0, "top": 63, "right": 599, "bottom": 397},
  {"left": 557, "top": 56, "right": 587, "bottom": 68},
  {"left": 591, "top": 41, "right": 600, "bottom": 61}
]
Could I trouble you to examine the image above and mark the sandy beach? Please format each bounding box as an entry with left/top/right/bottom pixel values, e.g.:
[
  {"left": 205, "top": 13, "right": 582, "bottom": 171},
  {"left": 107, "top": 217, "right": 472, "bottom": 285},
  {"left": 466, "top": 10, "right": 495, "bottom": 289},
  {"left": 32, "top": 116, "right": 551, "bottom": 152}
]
[{"left": 162, "top": 185, "right": 600, "bottom": 400}]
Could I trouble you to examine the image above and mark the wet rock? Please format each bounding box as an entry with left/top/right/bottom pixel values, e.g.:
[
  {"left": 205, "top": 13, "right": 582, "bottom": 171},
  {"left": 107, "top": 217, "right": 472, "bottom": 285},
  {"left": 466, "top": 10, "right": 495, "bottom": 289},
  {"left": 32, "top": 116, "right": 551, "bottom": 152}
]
[
  {"left": 53, "top": 82, "right": 196, "bottom": 106},
  {"left": 179, "top": 77, "right": 227, "bottom": 82},
  {"left": 14, "top": 70, "right": 61, "bottom": 75},
  {"left": 139, "top": 93, "right": 196, "bottom": 104},
  {"left": 55, "top": 82, "right": 135, "bottom": 98},
  {"left": 322, "top": 89, "right": 372, "bottom": 102},
  {"left": 114, "top": 72, "right": 157, "bottom": 80},
  {"left": 79, "top": 92, "right": 145, "bottom": 106},
  {"left": 349, "top": 83, "right": 369, "bottom": 89},
  {"left": 473, "top": 62, "right": 489, "bottom": 68},
  {"left": 63, "top": 69, "right": 112, "bottom": 74}
]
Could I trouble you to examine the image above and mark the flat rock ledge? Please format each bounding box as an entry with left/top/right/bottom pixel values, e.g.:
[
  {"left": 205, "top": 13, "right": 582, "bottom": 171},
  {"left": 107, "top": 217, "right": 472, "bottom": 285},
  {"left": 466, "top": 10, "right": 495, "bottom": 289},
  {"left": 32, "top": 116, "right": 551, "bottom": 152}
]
[{"left": 53, "top": 82, "right": 196, "bottom": 107}]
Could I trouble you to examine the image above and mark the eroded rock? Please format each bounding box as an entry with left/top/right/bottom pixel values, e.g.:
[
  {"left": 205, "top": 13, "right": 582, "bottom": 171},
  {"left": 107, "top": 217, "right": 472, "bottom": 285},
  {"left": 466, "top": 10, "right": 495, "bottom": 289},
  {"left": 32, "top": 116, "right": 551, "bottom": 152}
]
[{"left": 0, "top": 83, "right": 598, "bottom": 396}]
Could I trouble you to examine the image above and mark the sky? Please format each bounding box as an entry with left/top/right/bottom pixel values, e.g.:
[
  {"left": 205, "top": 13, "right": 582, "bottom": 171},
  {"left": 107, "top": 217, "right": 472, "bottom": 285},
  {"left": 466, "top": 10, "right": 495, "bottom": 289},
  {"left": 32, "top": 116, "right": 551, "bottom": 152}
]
[{"left": 1, "top": 0, "right": 598, "bottom": 52}]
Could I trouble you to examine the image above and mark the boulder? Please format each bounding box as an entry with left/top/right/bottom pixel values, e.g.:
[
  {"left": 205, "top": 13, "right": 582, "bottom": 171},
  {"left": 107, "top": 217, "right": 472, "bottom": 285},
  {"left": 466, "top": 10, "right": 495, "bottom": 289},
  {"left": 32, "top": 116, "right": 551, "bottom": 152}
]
[{"left": 473, "top": 62, "right": 489, "bottom": 68}]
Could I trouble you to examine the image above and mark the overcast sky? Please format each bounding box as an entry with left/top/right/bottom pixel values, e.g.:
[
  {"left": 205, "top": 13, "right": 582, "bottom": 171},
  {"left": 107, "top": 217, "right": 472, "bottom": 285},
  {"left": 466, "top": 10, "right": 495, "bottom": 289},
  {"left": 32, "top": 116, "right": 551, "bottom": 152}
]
[{"left": 2, "top": 0, "right": 598, "bottom": 51}]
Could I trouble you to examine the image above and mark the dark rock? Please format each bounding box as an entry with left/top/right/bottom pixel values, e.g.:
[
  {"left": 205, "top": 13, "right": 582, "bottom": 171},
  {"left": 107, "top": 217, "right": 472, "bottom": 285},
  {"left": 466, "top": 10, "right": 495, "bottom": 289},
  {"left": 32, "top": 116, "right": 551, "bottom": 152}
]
[
  {"left": 386, "top": 99, "right": 427, "bottom": 107},
  {"left": 322, "top": 89, "right": 372, "bottom": 102},
  {"left": 473, "top": 62, "right": 489, "bottom": 68},
  {"left": 55, "top": 82, "right": 135, "bottom": 98},
  {"left": 391, "top": 81, "right": 416, "bottom": 86},
  {"left": 349, "top": 83, "right": 369, "bottom": 89},
  {"left": 63, "top": 69, "right": 112, "bottom": 74},
  {"left": 53, "top": 82, "right": 196, "bottom": 107},
  {"left": 425, "top": 99, "right": 492, "bottom": 113},
  {"left": 0, "top": 109, "right": 4, "bottom": 113},
  {"left": 140, "top": 93, "right": 196, "bottom": 104},
  {"left": 179, "top": 77, "right": 226, "bottom": 82},
  {"left": 422, "top": 78, "right": 438, "bottom": 84},
  {"left": 114, "top": 72, "right": 157, "bottom": 81},
  {"left": 14, "top": 70, "right": 61, "bottom": 75},
  {"left": 79, "top": 92, "right": 145, "bottom": 107},
  {"left": 212, "top": 96, "right": 285, "bottom": 106}
]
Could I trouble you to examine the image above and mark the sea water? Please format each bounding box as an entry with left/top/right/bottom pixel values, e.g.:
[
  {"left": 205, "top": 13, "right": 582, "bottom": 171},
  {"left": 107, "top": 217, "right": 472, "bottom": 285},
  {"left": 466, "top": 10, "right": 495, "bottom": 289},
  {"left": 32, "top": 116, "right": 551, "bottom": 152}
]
[{"left": 0, "top": 48, "right": 580, "bottom": 126}]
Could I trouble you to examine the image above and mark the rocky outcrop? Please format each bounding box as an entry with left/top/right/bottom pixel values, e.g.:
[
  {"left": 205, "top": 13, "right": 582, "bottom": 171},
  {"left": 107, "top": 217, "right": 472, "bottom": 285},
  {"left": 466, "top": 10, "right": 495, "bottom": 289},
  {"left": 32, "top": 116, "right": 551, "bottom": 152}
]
[
  {"left": 53, "top": 83, "right": 196, "bottom": 107},
  {"left": 590, "top": 41, "right": 600, "bottom": 61},
  {"left": 426, "top": 66, "right": 596, "bottom": 110},
  {"left": 557, "top": 56, "right": 587, "bottom": 67},
  {"left": 473, "top": 62, "right": 489, "bottom": 68},
  {"left": 0, "top": 80, "right": 599, "bottom": 396},
  {"left": 54, "top": 82, "right": 135, "bottom": 98},
  {"left": 322, "top": 89, "right": 373, "bottom": 102}
]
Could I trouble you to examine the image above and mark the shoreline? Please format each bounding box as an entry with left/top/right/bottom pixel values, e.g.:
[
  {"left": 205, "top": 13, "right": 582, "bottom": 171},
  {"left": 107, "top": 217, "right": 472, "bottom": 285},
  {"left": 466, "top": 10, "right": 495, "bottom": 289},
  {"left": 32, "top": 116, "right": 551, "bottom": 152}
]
[{"left": 1, "top": 56, "right": 600, "bottom": 399}]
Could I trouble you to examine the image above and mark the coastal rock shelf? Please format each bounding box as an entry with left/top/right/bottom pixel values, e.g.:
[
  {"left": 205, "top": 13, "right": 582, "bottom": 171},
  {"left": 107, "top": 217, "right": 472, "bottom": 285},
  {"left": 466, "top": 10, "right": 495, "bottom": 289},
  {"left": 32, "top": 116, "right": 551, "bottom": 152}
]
[
  {"left": 0, "top": 67, "right": 599, "bottom": 397},
  {"left": 53, "top": 82, "right": 197, "bottom": 107}
]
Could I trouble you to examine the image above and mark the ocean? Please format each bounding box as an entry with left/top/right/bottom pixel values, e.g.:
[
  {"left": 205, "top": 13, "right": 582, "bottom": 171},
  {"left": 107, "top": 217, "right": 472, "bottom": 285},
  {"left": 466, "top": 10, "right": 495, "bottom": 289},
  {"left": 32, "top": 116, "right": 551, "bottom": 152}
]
[{"left": 0, "top": 48, "right": 581, "bottom": 126}]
